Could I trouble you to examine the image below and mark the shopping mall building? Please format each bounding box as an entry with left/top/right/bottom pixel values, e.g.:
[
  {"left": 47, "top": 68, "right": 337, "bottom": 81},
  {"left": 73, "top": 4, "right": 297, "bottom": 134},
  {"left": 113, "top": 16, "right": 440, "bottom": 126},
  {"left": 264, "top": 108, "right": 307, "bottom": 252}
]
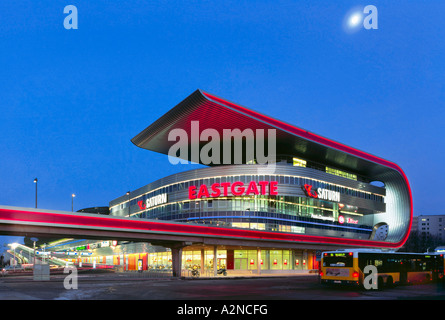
[{"left": 41, "top": 90, "right": 413, "bottom": 274}]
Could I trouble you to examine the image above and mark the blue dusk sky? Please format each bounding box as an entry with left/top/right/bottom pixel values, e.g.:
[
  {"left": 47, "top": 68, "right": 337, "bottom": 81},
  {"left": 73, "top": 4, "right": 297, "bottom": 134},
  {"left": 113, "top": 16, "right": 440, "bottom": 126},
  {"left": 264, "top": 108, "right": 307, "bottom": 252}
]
[{"left": 0, "top": 1, "right": 444, "bottom": 247}]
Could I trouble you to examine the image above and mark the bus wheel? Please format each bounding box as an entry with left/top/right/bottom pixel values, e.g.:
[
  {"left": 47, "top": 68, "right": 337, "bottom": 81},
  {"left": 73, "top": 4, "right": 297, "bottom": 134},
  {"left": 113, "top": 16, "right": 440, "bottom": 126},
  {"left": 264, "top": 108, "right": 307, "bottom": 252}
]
[
  {"left": 377, "top": 277, "right": 384, "bottom": 290},
  {"left": 386, "top": 276, "right": 394, "bottom": 288}
]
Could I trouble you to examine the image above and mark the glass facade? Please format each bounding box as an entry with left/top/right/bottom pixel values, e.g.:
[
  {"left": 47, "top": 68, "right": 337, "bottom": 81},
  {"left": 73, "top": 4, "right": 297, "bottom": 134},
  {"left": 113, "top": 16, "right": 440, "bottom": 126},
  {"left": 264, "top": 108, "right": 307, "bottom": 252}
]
[
  {"left": 69, "top": 247, "right": 314, "bottom": 273},
  {"left": 110, "top": 170, "right": 386, "bottom": 242}
]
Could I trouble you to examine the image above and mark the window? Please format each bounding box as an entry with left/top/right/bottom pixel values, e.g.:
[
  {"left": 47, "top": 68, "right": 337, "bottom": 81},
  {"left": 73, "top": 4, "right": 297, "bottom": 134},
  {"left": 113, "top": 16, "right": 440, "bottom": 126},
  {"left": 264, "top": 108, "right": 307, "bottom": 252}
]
[
  {"left": 326, "top": 167, "right": 357, "bottom": 181},
  {"left": 293, "top": 157, "right": 307, "bottom": 167},
  {"left": 323, "top": 254, "right": 353, "bottom": 267},
  {"left": 218, "top": 200, "right": 227, "bottom": 208}
]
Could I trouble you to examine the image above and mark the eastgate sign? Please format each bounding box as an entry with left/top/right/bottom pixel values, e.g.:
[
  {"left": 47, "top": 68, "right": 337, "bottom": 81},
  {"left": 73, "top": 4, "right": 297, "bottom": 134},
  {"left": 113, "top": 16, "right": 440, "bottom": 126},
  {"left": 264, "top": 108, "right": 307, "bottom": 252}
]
[
  {"left": 189, "top": 181, "right": 278, "bottom": 199},
  {"left": 303, "top": 184, "right": 341, "bottom": 202}
]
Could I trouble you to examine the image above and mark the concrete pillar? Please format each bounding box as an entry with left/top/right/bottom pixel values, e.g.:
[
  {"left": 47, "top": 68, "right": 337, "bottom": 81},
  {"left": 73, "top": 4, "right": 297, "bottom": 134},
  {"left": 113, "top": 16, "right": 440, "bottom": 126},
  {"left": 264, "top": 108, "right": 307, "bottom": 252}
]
[
  {"left": 162, "top": 241, "right": 193, "bottom": 278},
  {"left": 200, "top": 249, "right": 205, "bottom": 273},
  {"left": 213, "top": 246, "right": 217, "bottom": 276},
  {"left": 257, "top": 249, "right": 261, "bottom": 275},
  {"left": 171, "top": 246, "right": 183, "bottom": 278}
]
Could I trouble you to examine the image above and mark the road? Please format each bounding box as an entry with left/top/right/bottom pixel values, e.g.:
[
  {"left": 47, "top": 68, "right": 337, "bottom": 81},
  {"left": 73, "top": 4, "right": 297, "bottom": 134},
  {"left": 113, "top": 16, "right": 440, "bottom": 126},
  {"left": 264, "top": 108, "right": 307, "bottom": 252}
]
[
  {"left": 0, "top": 272, "right": 443, "bottom": 319},
  {"left": 0, "top": 272, "right": 444, "bottom": 301}
]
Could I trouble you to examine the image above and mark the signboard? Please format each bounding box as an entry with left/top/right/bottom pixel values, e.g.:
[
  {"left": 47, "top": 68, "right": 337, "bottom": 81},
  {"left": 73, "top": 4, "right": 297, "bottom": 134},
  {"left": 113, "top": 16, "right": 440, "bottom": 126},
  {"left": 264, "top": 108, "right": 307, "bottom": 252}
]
[
  {"left": 137, "top": 193, "right": 168, "bottom": 210},
  {"left": 326, "top": 268, "right": 350, "bottom": 277},
  {"left": 189, "top": 181, "right": 278, "bottom": 199},
  {"left": 302, "top": 184, "right": 340, "bottom": 202},
  {"left": 35, "top": 251, "right": 50, "bottom": 255},
  {"left": 338, "top": 215, "right": 358, "bottom": 224}
]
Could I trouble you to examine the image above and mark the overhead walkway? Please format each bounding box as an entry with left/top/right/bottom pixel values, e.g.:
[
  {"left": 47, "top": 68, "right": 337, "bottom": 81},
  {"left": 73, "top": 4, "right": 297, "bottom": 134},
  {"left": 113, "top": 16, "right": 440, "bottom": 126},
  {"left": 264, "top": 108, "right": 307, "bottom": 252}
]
[
  {"left": 0, "top": 205, "right": 362, "bottom": 277},
  {"left": 7, "top": 243, "right": 72, "bottom": 267}
]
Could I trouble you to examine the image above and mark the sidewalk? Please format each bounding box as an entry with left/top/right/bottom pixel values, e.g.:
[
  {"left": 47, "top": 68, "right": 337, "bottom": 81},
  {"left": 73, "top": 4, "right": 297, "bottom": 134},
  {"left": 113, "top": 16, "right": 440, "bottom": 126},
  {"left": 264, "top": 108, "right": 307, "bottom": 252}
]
[
  {"left": 124, "top": 268, "right": 318, "bottom": 280},
  {"left": 0, "top": 268, "right": 318, "bottom": 283}
]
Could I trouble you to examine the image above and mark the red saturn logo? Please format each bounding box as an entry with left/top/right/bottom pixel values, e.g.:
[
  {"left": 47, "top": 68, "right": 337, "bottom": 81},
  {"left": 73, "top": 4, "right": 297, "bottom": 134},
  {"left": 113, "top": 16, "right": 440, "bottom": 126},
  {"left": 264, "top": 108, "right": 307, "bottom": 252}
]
[
  {"left": 137, "top": 200, "right": 146, "bottom": 210},
  {"left": 303, "top": 184, "right": 318, "bottom": 198}
]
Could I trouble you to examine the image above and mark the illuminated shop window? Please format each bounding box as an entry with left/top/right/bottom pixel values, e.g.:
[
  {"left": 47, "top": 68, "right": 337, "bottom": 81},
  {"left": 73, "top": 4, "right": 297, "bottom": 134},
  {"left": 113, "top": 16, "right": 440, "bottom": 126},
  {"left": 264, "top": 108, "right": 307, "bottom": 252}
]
[
  {"left": 293, "top": 157, "right": 307, "bottom": 167},
  {"left": 247, "top": 250, "right": 258, "bottom": 270},
  {"left": 326, "top": 167, "right": 357, "bottom": 181},
  {"left": 232, "top": 222, "right": 266, "bottom": 230}
]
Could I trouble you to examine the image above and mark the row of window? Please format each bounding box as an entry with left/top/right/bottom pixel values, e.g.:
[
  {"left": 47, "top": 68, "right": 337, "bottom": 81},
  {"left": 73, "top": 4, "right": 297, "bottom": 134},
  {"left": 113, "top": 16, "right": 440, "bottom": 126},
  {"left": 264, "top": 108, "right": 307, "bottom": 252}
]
[
  {"left": 165, "top": 195, "right": 338, "bottom": 212},
  {"left": 274, "top": 156, "right": 364, "bottom": 182},
  {"left": 112, "top": 174, "right": 385, "bottom": 213},
  {"left": 135, "top": 209, "right": 372, "bottom": 236}
]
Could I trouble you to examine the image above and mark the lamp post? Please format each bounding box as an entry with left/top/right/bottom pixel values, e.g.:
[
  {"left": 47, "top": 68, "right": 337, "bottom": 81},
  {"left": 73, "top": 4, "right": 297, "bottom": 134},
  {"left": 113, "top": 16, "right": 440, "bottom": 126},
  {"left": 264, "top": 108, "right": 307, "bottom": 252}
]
[
  {"left": 10, "top": 243, "right": 18, "bottom": 270},
  {"left": 71, "top": 193, "right": 75, "bottom": 212},
  {"left": 122, "top": 246, "right": 126, "bottom": 272},
  {"left": 30, "top": 237, "right": 38, "bottom": 266},
  {"left": 126, "top": 191, "right": 131, "bottom": 217},
  {"left": 246, "top": 208, "right": 251, "bottom": 229},
  {"left": 33, "top": 178, "right": 38, "bottom": 208}
]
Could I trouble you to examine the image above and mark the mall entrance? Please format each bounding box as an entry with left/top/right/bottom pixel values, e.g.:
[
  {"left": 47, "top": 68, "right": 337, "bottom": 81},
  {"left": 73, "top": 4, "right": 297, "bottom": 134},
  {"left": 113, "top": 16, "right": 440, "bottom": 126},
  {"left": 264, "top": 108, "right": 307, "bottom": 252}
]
[
  {"left": 70, "top": 242, "right": 319, "bottom": 275},
  {"left": 180, "top": 247, "right": 315, "bottom": 274}
]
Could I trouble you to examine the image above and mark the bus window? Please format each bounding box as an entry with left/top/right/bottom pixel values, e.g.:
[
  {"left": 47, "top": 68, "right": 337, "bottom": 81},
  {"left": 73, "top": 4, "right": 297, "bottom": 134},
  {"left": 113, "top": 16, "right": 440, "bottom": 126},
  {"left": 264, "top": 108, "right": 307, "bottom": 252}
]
[
  {"left": 358, "top": 253, "right": 386, "bottom": 272},
  {"left": 323, "top": 254, "right": 353, "bottom": 268}
]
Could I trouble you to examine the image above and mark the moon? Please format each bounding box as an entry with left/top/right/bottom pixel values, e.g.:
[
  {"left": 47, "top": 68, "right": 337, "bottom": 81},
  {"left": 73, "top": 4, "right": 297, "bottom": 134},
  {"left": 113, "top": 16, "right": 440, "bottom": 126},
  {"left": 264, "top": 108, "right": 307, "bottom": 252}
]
[{"left": 343, "top": 7, "right": 363, "bottom": 33}]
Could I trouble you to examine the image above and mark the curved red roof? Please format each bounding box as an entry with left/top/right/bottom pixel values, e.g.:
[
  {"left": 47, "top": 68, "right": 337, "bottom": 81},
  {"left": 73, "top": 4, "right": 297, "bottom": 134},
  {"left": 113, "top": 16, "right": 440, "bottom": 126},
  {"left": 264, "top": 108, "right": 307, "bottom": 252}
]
[{"left": 131, "top": 89, "right": 412, "bottom": 247}]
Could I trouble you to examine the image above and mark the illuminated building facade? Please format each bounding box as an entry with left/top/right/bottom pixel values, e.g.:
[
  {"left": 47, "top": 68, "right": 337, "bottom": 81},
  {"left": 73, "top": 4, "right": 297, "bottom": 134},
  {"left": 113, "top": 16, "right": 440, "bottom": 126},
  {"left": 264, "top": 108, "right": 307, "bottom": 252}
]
[{"left": 101, "top": 90, "right": 413, "bottom": 273}]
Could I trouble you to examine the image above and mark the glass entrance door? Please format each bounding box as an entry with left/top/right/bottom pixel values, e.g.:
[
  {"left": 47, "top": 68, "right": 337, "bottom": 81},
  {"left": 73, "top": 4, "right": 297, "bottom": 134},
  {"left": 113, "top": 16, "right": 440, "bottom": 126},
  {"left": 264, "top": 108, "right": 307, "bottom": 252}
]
[{"left": 235, "top": 258, "right": 247, "bottom": 270}]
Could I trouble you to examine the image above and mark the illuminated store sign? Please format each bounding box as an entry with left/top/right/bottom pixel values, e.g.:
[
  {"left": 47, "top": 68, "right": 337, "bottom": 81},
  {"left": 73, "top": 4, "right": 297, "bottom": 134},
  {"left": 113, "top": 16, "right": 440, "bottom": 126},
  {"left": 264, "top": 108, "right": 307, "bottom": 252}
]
[
  {"left": 338, "top": 215, "right": 358, "bottom": 224},
  {"left": 189, "top": 181, "right": 278, "bottom": 199},
  {"left": 303, "top": 184, "right": 340, "bottom": 202},
  {"left": 137, "top": 193, "right": 168, "bottom": 210},
  {"left": 35, "top": 251, "right": 50, "bottom": 255}
]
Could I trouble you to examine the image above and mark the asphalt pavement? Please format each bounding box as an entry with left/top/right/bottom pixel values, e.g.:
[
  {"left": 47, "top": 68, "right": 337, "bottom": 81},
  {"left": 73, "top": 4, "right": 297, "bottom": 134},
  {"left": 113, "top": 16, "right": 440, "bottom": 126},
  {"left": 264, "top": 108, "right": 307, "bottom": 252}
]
[{"left": 0, "top": 271, "right": 444, "bottom": 301}]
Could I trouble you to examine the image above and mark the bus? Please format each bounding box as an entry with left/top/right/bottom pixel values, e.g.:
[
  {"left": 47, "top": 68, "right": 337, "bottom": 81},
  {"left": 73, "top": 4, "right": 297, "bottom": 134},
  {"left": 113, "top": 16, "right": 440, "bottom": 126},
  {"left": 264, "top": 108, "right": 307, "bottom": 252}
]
[{"left": 320, "top": 249, "right": 444, "bottom": 289}]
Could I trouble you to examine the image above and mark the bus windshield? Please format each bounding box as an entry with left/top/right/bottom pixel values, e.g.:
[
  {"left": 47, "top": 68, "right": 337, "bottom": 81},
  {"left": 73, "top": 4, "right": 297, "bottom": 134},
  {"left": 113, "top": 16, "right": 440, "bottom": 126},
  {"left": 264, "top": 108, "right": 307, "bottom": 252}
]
[{"left": 323, "top": 254, "right": 353, "bottom": 268}]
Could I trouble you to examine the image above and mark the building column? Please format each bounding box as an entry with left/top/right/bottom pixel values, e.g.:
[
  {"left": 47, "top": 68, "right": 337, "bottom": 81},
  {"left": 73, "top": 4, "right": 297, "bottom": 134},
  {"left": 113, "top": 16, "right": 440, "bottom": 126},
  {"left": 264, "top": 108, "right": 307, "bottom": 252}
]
[
  {"left": 257, "top": 249, "right": 261, "bottom": 275},
  {"left": 171, "top": 246, "right": 183, "bottom": 278},
  {"left": 213, "top": 246, "right": 217, "bottom": 276},
  {"left": 163, "top": 241, "right": 192, "bottom": 278},
  {"left": 200, "top": 249, "right": 205, "bottom": 273}
]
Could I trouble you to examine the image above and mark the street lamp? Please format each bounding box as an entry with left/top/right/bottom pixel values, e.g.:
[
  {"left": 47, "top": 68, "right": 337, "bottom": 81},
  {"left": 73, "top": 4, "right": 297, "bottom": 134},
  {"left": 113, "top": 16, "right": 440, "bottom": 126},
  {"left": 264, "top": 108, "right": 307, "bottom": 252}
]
[
  {"left": 126, "top": 191, "right": 130, "bottom": 216},
  {"left": 33, "top": 178, "right": 38, "bottom": 208},
  {"left": 246, "top": 208, "right": 251, "bottom": 229},
  {"left": 10, "top": 243, "right": 19, "bottom": 270},
  {"left": 71, "top": 193, "right": 76, "bottom": 212},
  {"left": 30, "top": 237, "right": 38, "bottom": 266}
]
